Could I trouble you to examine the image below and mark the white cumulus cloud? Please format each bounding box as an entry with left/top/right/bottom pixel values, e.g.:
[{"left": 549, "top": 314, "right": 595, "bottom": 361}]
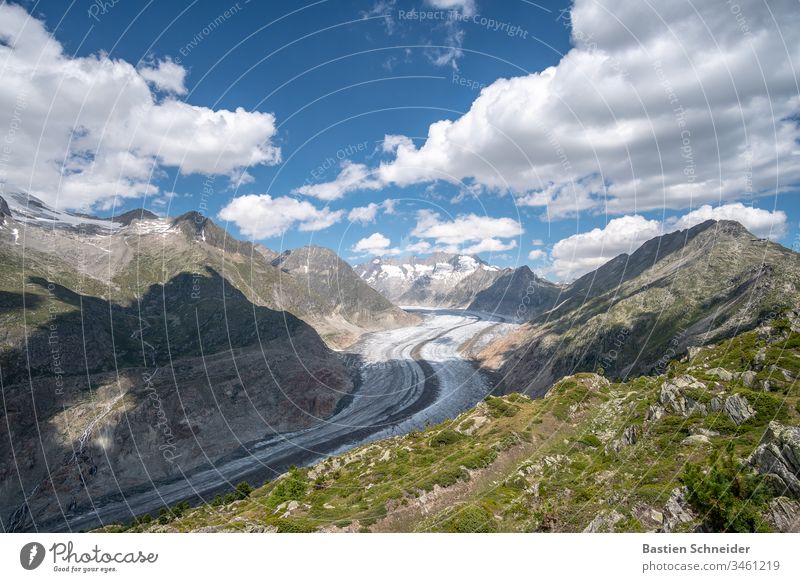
[
  {"left": 347, "top": 199, "right": 397, "bottom": 224},
  {"left": 218, "top": 194, "right": 343, "bottom": 239},
  {"left": 304, "top": 0, "right": 800, "bottom": 219},
  {"left": 425, "top": 0, "right": 476, "bottom": 16},
  {"left": 0, "top": 3, "right": 280, "bottom": 211},
  {"left": 549, "top": 204, "right": 788, "bottom": 280},
  {"left": 669, "top": 203, "right": 787, "bottom": 240},
  {"left": 294, "top": 161, "right": 381, "bottom": 201},
  {"left": 528, "top": 249, "right": 546, "bottom": 261},
  {"left": 550, "top": 215, "right": 663, "bottom": 280},
  {"left": 138, "top": 57, "right": 188, "bottom": 95},
  {"left": 411, "top": 209, "right": 523, "bottom": 245},
  {"left": 352, "top": 232, "right": 401, "bottom": 256}
]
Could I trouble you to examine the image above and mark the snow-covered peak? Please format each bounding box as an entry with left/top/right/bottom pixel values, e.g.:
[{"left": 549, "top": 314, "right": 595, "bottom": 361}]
[
  {"left": 356, "top": 252, "right": 502, "bottom": 306},
  {"left": 3, "top": 192, "right": 121, "bottom": 231}
]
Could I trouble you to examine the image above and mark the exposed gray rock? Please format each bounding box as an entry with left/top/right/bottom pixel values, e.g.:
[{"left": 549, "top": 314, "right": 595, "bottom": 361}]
[
  {"left": 741, "top": 370, "right": 757, "bottom": 389},
  {"left": 710, "top": 396, "right": 723, "bottom": 412},
  {"left": 707, "top": 367, "right": 734, "bottom": 381},
  {"left": 766, "top": 497, "right": 800, "bottom": 532},
  {"left": 687, "top": 346, "right": 704, "bottom": 361},
  {"left": 690, "top": 427, "right": 720, "bottom": 437},
  {"left": 646, "top": 404, "right": 666, "bottom": 422},
  {"left": 662, "top": 487, "right": 696, "bottom": 532},
  {"left": 607, "top": 425, "right": 639, "bottom": 453},
  {"left": 659, "top": 381, "right": 707, "bottom": 417},
  {"left": 671, "top": 374, "right": 706, "bottom": 389},
  {"left": 681, "top": 435, "right": 711, "bottom": 446},
  {"left": 748, "top": 422, "right": 800, "bottom": 498},
  {"left": 583, "top": 509, "right": 624, "bottom": 533},
  {"left": 723, "top": 394, "right": 756, "bottom": 425},
  {"left": 622, "top": 425, "right": 639, "bottom": 446}
]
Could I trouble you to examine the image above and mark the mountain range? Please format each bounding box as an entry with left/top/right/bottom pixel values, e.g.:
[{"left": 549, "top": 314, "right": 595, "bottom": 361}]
[
  {"left": 0, "top": 193, "right": 414, "bottom": 531},
  {"left": 477, "top": 220, "right": 800, "bottom": 396},
  {"left": 354, "top": 220, "right": 800, "bottom": 398},
  {"left": 2, "top": 190, "right": 799, "bottom": 533}
]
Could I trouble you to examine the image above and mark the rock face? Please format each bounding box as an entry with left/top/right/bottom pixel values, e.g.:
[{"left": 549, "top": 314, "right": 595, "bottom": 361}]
[
  {"left": 356, "top": 253, "right": 504, "bottom": 307},
  {"left": 723, "top": 394, "right": 756, "bottom": 425},
  {"left": 467, "top": 265, "right": 562, "bottom": 319},
  {"left": 748, "top": 422, "right": 800, "bottom": 498},
  {"left": 583, "top": 510, "right": 624, "bottom": 532},
  {"left": 658, "top": 379, "right": 707, "bottom": 417},
  {"left": 272, "top": 246, "right": 419, "bottom": 344},
  {"left": 0, "top": 197, "right": 421, "bottom": 532},
  {"left": 662, "top": 487, "right": 697, "bottom": 532},
  {"left": 478, "top": 220, "right": 800, "bottom": 396},
  {"left": 766, "top": 497, "right": 800, "bottom": 532}
]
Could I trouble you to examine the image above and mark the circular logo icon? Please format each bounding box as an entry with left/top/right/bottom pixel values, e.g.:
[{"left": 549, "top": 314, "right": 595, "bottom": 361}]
[{"left": 20, "top": 542, "right": 46, "bottom": 570}]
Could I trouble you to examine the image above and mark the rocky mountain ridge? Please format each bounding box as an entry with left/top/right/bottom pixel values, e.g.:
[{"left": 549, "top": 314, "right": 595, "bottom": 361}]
[
  {"left": 103, "top": 309, "right": 800, "bottom": 533},
  {"left": 0, "top": 192, "right": 414, "bottom": 532},
  {"left": 356, "top": 253, "right": 506, "bottom": 308},
  {"left": 477, "top": 220, "right": 800, "bottom": 396}
]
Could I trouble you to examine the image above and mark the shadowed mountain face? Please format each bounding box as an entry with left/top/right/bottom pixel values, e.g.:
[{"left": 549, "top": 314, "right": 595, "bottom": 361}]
[
  {"left": 271, "top": 246, "right": 420, "bottom": 344},
  {"left": 467, "top": 265, "right": 562, "bottom": 320},
  {"left": 0, "top": 265, "right": 353, "bottom": 532},
  {"left": 478, "top": 220, "right": 800, "bottom": 396},
  {"left": 0, "top": 196, "right": 425, "bottom": 531}
]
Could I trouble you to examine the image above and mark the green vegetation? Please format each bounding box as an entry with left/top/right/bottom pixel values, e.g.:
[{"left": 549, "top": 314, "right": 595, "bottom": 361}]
[
  {"left": 100, "top": 318, "right": 799, "bottom": 534},
  {"left": 681, "top": 445, "right": 771, "bottom": 532},
  {"left": 440, "top": 505, "right": 498, "bottom": 533}
]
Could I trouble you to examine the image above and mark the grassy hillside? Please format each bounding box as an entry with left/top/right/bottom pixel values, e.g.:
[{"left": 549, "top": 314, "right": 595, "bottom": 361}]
[{"left": 103, "top": 310, "right": 800, "bottom": 533}]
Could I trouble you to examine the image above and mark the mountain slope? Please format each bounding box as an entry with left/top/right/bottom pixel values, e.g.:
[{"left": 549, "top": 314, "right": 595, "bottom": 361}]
[
  {"left": 478, "top": 220, "right": 800, "bottom": 396},
  {"left": 357, "top": 253, "right": 504, "bottom": 307},
  {"left": 0, "top": 194, "right": 415, "bottom": 531},
  {"left": 467, "top": 265, "right": 563, "bottom": 320},
  {"left": 105, "top": 309, "right": 800, "bottom": 533},
  {"left": 271, "top": 246, "right": 419, "bottom": 345}
]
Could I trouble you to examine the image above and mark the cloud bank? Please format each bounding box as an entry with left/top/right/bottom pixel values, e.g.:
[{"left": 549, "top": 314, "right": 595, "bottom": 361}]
[{"left": 0, "top": 3, "right": 280, "bottom": 210}]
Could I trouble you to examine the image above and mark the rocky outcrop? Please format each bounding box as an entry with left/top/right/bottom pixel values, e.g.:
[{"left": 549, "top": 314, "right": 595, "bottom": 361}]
[
  {"left": 766, "top": 497, "right": 800, "bottom": 532},
  {"left": 478, "top": 220, "right": 800, "bottom": 396},
  {"left": 707, "top": 367, "right": 734, "bottom": 381},
  {"left": 467, "top": 266, "right": 561, "bottom": 319},
  {"left": 748, "top": 422, "right": 800, "bottom": 498},
  {"left": 583, "top": 510, "right": 624, "bottom": 532},
  {"left": 661, "top": 487, "right": 697, "bottom": 532},
  {"left": 723, "top": 394, "right": 756, "bottom": 425},
  {"left": 658, "top": 377, "right": 707, "bottom": 417}
]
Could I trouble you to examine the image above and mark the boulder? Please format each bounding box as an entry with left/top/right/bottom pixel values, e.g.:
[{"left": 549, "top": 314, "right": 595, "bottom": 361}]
[
  {"left": 671, "top": 374, "right": 706, "bottom": 389},
  {"left": 646, "top": 404, "right": 666, "bottom": 422},
  {"left": 583, "top": 509, "right": 624, "bottom": 532},
  {"left": 723, "top": 394, "right": 756, "bottom": 425},
  {"left": 621, "top": 425, "right": 638, "bottom": 446},
  {"left": 662, "top": 487, "right": 696, "bottom": 532},
  {"left": 690, "top": 426, "right": 719, "bottom": 437},
  {"left": 659, "top": 382, "right": 707, "bottom": 417},
  {"left": 707, "top": 367, "right": 734, "bottom": 381},
  {"left": 766, "top": 497, "right": 800, "bottom": 532},
  {"left": 748, "top": 422, "right": 800, "bottom": 498},
  {"left": 741, "top": 370, "right": 757, "bottom": 389},
  {"left": 709, "top": 396, "right": 723, "bottom": 412}
]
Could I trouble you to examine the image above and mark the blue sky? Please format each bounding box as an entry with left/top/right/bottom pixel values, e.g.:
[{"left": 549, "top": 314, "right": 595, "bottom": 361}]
[{"left": 2, "top": 0, "right": 799, "bottom": 279}]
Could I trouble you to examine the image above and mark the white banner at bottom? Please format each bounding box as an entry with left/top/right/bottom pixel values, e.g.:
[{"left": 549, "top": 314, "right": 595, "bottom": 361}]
[{"left": 1, "top": 533, "right": 799, "bottom": 581}]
